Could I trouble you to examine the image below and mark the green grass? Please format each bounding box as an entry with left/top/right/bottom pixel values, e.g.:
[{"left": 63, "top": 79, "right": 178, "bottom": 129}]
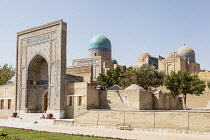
[{"left": 0, "top": 127, "right": 116, "bottom": 140}]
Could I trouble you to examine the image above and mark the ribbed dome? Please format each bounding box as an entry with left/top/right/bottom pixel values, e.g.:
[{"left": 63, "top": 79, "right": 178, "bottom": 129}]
[
  {"left": 88, "top": 34, "right": 111, "bottom": 50},
  {"left": 166, "top": 51, "right": 181, "bottom": 59},
  {"left": 112, "top": 58, "right": 118, "bottom": 64},
  {"left": 177, "top": 45, "right": 195, "bottom": 57}
]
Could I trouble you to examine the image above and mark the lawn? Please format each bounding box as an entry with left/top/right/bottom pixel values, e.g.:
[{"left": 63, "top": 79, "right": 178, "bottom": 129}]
[{"left": 0, "top": 127, "right": 116, "bottom": 140}]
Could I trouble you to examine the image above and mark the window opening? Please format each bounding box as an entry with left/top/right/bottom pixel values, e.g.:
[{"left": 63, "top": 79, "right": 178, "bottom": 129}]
[
  {"left": 4, "top": 88, "right": 8, "bottom": 96},
  {"left": 107, "top": 95, "right": 111, "bottom": 100},
  {"left": 69, "top": 96, "right": 73, "bottom": 106},
  {"left": 8, "top": 99, "right": 11, "bottom": 110},
  {"left": 78, "top": 96, "right": 82, "bottom": 106},
  {"left": 124, "top": 95, "right": 128, "bottom": 101},
  {"left": 0, "top": 100, "right": 4, "bottom": 109}
]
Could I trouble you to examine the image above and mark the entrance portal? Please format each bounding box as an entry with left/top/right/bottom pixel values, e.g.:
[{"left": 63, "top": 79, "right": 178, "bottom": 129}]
[
  {"left": 27, "top": 54, "right": 48, "bottom": 113},
  {"left": 43, "top": 90, "right": 48, "bottom": 112}
]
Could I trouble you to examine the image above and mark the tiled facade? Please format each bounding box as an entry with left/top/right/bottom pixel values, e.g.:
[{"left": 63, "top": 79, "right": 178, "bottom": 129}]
[{"left": 16, "top": 20, "right": 67, "bottom": 118}]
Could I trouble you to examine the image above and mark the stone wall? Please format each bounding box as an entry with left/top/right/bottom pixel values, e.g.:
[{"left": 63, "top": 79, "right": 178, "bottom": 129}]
[
  {"left": 106, "top": 89, "right": 181, "bottom": 110},
  {"left": 106, "top": 89, "right": 140, "bottom": 110},
  {"left": 87, "top": 86, "right": 99, "bottom": 109},
  {"left": 66, "top": 74, "right": 83, "bottom": 83},
  {"left": 198, "top": 72, "right": 210, "bottom": 91},
  {"left": 74, "top": 110, "right": 210, "bottom": 131},
  {"left": 153, "top": 92, "right": 183, "bottom": 110},
  {"left": 66, "top": 65, "right": 92, "bottom": 83},
  {"left": 139, "top": 91, "right": 153, "bottom": 109},
  {"left": 155, "top": 112, "right": 188, "bottom": 129},
  {"left": 66, "top": 82, "right": 99, "bottom": 119},
  {"left": 66, "top": 82, "right": 88, "bottom": 118},
  {"left": 183, "top": 92, "right": 210, "bottom": 109}
]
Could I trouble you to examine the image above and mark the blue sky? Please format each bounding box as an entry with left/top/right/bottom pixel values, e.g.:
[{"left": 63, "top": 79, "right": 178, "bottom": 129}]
[{"left": 0, "top": 0, "right": 210, "bottom": 70}]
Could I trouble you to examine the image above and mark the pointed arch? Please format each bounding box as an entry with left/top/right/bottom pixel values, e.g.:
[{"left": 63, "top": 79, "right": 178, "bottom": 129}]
[{"left": 27, "top": 54, "right": 49, "bottom": 113}]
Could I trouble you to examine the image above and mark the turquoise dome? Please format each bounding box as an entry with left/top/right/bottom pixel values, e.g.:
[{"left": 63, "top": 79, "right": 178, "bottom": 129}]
[
  {"left": 88, "top": 34, "right": 111, "bottom": 50},
  {"left": 112, "top": 59, "right": 118, "bottom": 64}
]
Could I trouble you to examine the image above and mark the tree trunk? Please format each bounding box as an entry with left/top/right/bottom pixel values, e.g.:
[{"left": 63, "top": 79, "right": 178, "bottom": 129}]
[{"left": 183, "top": 94, "right": 187, "bottom": 110}]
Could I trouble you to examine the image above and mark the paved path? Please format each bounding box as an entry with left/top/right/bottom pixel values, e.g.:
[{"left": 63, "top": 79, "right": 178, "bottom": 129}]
[{"left": 1, "top": 119, "right": 210, "bottom": 140}]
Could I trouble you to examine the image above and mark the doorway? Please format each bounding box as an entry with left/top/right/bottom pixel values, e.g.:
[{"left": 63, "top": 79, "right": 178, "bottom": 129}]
[{"left": 42, "top": 90, "right": 48, "bottom": 113}]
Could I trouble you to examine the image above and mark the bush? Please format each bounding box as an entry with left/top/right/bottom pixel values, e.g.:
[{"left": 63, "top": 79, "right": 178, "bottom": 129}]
[
  {"left": 0, "top": 129, "right": 21, "bottom": 140},
  {"left": 0, "top": 131, "right": 7, "bottom": 137}
]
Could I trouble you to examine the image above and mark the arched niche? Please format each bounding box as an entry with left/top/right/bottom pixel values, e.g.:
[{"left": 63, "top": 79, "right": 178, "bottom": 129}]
[{"left": 27, "top": 54, "right": 48, "bottom": 113}]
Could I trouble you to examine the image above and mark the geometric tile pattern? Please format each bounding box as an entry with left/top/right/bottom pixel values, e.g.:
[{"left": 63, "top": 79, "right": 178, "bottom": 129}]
[{"left": 16, "top": 20, "right": 67, "bottom": 114}]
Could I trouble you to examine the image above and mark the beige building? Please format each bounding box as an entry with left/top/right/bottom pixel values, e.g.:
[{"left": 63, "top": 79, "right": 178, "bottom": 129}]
[
  {"left": 1, "top": 20, "right": 210, "bottom": 132},
  {"left": 136, "top": 45, "right": 201, "bottom": 75},
  {"left": 67, "top": 34, "right": 118, "bottom": 85},
  {"left": 1, "top": 19, "right": 210, "bottom": 131},
  {"left": 100, "top": 84, "right": 182, "bottom": 111},
  {"left": 0, "top": 76, "right": 16, "bottom": 118}
]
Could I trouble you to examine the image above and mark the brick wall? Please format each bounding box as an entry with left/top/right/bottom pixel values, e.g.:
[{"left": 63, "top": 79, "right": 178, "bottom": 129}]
[{"left": 75, "top": 110, "right": 210, "bottom": 131}]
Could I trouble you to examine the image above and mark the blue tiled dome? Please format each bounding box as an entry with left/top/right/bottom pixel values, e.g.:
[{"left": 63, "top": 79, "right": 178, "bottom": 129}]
[
  {"left": 88, "top": 34, "right": 111, "bottom": 50},
  {"left": 112, "top": 59, "right": 118, "bottom": 64}
]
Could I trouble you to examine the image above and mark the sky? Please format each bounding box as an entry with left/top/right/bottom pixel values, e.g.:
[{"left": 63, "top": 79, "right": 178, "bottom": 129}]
[{"left": 0, "top": 0, "right": 210, "bottom": 70}]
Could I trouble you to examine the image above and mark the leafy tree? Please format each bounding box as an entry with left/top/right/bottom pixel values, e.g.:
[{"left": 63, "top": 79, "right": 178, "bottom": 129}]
[
  {"left": 97, "top": 65, "right": 135, "bottom": 88},
  {"left": 97, "top": 66, "right": 126, "bottom": 88},
  {"left": 131, "top": 64, "right": 165, "bottom": 90},
  {"left": 0, "top": 64, "right": 15, "bottom": 85},
  {"left": 164, "top": 71, "right": 206, "bottom": 109},
  {"left": 119, "top": 66, "right": 134, "bottom": 89},
  {"left": 97, "top": 64, "right": 165, "bottom": 90}
]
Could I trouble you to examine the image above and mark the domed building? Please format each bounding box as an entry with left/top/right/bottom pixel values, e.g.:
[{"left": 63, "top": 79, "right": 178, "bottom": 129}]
[
  {"left": 136, "top": 45, "right": 201, "bottom": 75},
  {"left": 136, "top": 52, "right": 158, "bottom": 68},
  {"left": 177, "top": 45, "right": 195, "bottom": 63},
  {"left": 1, "top": 20, "right": 207, "bottom": 123},
  {"left": 67, "top": 34, "right": 116, "bottom": 84},
  {"left": 166, "top": 51, "right": 181, "bottom": 59},
  {"left": 112, "top": 58, "right": 118, "bottom": 65},
  {"left": 88, "top": 34, "right": 112, "bottom": 61},
  {"left": 158, "top": 45, "right": 200, "bottom": 74}
]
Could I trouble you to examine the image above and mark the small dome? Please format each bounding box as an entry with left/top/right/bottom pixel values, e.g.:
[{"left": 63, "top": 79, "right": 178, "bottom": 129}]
[
  {"left": 88, "top": 34, "right": 111, "bottom": 50},
  {"left": 137, "top": 52, "right": 150, "bottom": 63},
  {"left": 108, "top": 85, "right": 122, "bottom": 90},
  {"left": 5, "top": 76, "right": 16, "bottom": 85},
  {"left": 166, "top": 51, "right": 181, "bottom": 59},
  {"left": 177, "top": 45, "right": 195, "bottom": 57},
  {"left": 124, "top": 84, "right": 145, "bottom": 90},
  {"left": 112, "top": 59, "right": 118, "bottom": 65}
]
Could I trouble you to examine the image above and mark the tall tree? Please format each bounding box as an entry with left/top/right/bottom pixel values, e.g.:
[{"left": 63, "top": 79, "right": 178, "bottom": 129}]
[
  {"left": 0, "top": 64, "right": 15, "bottom": 85},
  {"left": 163, "top": 71, "right": 206, "bottom": 109},
  {"left": 131, "top": 64, "right": 165, "bottom": 90},
  {"left": 97, "top": 64, "right": 165, "bottom": 90},
  {"left": 97, "top": 66, "right": 131, "bottom": 88}
]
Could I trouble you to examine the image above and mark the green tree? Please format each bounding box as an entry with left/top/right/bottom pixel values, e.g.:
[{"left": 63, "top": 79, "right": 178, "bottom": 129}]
[
  {"left": 163, "top": 71, "right": 206, "bottom": 109},
  {"left": 97, "top": 65, "right": 133, "bottom": 88},
  {"left": 0, "top": 64, "right": 15, "bottom": 85},
  {"left": 97, "top": 64, "right": 165, "bottom": 90},
  {"left": 131, "top": 64, "right": 165, "bottom": 90}
]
